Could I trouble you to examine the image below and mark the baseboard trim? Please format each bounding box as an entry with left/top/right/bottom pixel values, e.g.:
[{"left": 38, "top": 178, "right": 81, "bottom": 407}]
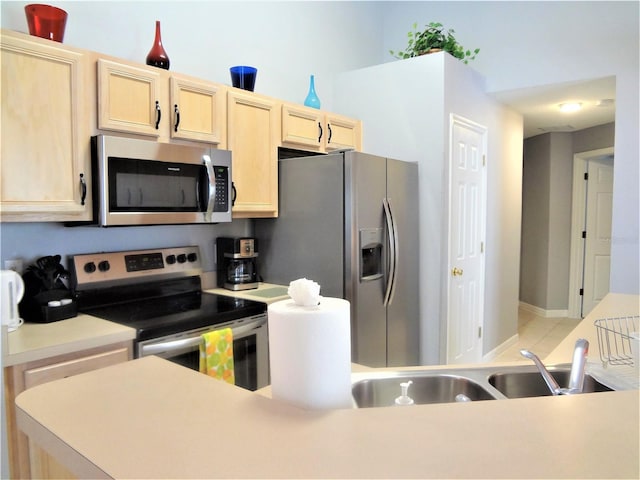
[
  {"left": 483, "top": 333, "right": 519, "bottom": 362},
  {"left": 519, "top": 302, "right": 569, "bottom": 319}
]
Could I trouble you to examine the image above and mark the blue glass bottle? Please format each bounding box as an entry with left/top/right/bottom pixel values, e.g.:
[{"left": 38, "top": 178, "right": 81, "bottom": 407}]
[{"left": 304, "top": 75, "right": 321, "bottom": 109}]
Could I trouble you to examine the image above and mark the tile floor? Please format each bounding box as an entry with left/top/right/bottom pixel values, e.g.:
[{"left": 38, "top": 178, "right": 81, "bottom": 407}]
[{"left": 492, "top": 308, "right": 582, "bottom": 362}]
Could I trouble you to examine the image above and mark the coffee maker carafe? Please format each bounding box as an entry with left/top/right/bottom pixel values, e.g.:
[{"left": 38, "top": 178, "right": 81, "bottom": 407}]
[{"left": 216, "top": 237, "right": 259, "bottom": 291}]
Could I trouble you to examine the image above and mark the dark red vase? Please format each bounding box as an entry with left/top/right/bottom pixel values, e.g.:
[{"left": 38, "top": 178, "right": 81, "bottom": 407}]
[{"left": 146, "top": 20, "right": 170, "bottom": 70}]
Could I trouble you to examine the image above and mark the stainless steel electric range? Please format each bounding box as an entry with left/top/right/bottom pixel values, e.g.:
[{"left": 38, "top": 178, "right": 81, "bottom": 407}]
[{"left": 69, "top": 246, "right": 269, "bottom": 391}]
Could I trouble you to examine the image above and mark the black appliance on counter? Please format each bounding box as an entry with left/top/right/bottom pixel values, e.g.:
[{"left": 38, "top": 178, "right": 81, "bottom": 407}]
[
  {"left": 216, "top": 237, "right": 259, "bottom": 291},
  {"left": 19, "top": 255, "right": 77, "bottom": 323},
  {"left": 69, "top": 246, "right": 269, "bottom": 391}
]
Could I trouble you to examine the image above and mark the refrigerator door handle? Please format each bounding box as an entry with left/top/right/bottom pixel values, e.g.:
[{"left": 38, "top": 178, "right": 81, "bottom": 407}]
[{"left": 383, "top": 197, "right": 399, "bottom": 306}]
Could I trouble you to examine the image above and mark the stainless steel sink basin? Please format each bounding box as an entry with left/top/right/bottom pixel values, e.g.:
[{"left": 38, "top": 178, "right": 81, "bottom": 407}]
[
  {"left": 350, "top": 363, "right": 619, "bottom": 408},
  {"left": 351, "top": 373, "right": 497, "bottom": 408},
  {"left": 488, "top": 369, "right": 614, "bottom": 398}
]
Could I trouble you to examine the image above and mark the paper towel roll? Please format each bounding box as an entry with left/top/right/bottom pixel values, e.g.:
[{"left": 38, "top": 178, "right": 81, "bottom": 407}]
[{"left": 268, "top": 297, "right": 352, "bottom": 409}]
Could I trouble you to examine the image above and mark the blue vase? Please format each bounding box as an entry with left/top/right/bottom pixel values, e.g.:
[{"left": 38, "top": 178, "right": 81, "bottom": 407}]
[{"left": 304, "top": 75, "right": 321, "bottom": 109}]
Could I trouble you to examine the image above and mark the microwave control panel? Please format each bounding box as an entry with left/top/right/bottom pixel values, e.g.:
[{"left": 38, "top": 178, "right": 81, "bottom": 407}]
[{"left": 213, "top": 166, "right": 229, "bottom": 212}]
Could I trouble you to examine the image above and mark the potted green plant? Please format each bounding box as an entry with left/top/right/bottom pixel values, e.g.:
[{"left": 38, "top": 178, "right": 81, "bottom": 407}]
[{"left": 390, "top": 22, "right": 480, "bottom": 64}]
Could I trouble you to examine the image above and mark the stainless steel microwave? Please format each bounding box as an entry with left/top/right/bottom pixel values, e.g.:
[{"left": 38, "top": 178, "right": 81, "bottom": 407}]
[{"left": 91, "top": 135, "right": 232, "bottom": 226}]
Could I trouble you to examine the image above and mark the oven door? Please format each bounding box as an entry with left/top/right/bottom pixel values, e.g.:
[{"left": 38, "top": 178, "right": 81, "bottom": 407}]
[{"left": 137, "top": 314, "right": 268, "bottom": 391}]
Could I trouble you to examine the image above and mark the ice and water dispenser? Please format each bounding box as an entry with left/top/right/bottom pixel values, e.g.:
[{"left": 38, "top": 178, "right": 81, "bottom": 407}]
[{"left": 359, "top": 228, "right": 383, "bottom": 281}]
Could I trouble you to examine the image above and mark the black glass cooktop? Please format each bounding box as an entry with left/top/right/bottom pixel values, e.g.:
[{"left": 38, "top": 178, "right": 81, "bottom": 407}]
[{"left": 79, "top": 282, "right": 266, "bottom": 341}]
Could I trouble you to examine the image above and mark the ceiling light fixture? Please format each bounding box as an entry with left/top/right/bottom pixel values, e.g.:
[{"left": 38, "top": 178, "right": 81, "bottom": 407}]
[{"left": 559, "top": 102, "right": 582, "bottom": 113}]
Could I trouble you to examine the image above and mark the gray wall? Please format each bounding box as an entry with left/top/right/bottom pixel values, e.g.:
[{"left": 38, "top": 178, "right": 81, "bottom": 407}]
[{"left": 520, "top": 123, "right": 615, "bottom": 311}]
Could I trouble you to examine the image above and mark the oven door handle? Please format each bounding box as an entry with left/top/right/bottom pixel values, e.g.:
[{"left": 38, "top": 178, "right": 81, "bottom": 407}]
[{"left": 139, "top": 321, "right": 266, "bottom": 357}]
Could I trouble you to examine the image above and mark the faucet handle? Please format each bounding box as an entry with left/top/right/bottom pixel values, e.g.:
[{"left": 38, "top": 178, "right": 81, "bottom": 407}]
[{"left": 568, "top": 339, "right": 589, "bottom": 393}]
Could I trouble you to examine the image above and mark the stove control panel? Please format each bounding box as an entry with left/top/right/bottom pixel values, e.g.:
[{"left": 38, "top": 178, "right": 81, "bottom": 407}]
[{"left": 70, "top": 246, "right": 203, "bottom": 290}]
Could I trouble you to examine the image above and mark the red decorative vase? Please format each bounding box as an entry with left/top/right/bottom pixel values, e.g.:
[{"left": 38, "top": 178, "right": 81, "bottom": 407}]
[{"left": 146, "top": 20, "right": 170, "bottom": 70}]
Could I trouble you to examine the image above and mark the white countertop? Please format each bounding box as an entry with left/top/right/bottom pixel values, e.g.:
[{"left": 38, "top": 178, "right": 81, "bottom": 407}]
[
  {"left": 12, "top": 293, "right": 640, "bottom": 479},
  {"left": 206, "top": 282, "right": 290, "bottom": 304},
  {"left": 16, "top": 356, "right": 639, "bottom": 479},
  {"left": 2, "top": 314, "right": 136, "bottom": 366}
]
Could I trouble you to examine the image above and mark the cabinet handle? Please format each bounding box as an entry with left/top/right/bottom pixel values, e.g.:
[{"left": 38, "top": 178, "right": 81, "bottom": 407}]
[
  {"left": 174, "top": 104, "right": 180, "bottom": 132},
  {"left": 154, "top": 101, "right": 161, "bottom": 129},
  {"left": 232, "top": 182, "right": 237, "bottom": 207},
  {"left": 317, "top": 122, "right": 323, "bottom": 143},
  {"left": 327, "top": 123, "right": 333, "bottom": 143},
  {"left": 79, "top": 173, "right": 87, "bottom": 206}
]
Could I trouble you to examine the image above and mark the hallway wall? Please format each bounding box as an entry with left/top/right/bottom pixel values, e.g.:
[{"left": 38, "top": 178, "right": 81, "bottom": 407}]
[{"left": 520, "top": 123, "right": 615, "bottom": 312}]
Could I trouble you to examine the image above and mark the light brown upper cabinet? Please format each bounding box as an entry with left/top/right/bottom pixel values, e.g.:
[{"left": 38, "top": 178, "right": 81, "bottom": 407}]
[
  {"left": 169, "top": 75, "right": 227, "bottom": 145},
  {"left": 227, "top": 89, "right": 280, "bottom": 218},
  {"left": 281, "top": 103, "right": 362, "bottom": 152},
  {"left": 97, "top": 58, "right": 226, "bottom": 146},
  {"left": 0, "top": 30, "right": 93, "bottom": 222}
]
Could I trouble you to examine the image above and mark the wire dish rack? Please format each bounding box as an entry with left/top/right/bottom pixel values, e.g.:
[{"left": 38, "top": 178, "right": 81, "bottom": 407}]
[{"left": 594, "top": 315, "right": 639, "bottom": 367}]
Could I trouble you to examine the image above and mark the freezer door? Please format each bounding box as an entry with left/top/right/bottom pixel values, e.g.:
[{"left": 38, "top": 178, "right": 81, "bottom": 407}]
[
  {"left": 254, "top": 154, "right": 345, "bottom": 298},
  {"left": 346, "top": 152, "right": 389, "bottom": 367},
  {"left": 386, "top": 159, "right": 420, "bottom": 366}
]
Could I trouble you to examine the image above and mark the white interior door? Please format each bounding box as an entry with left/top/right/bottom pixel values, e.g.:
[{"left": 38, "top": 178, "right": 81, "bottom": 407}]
[
  {"left": 582, "top": 157, "right": 613, "bottom": 316},
  {"left": 447, "top": 115, "right": 487, "bottom": 364}
]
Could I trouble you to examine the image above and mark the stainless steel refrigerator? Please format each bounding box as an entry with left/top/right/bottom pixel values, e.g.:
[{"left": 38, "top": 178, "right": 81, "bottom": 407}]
[{"left": 254, "top": 151, "right": 419, "bottom": 367}]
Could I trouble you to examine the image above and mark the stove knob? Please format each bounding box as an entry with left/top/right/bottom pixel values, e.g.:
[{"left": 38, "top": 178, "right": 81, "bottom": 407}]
[
  {"left": 98, "top": 260, "right": 110, "bottom": 272},
  {"left": 166, "top": 254, "right": 176, "bottom": 265},
  {"left": 187, "top": 252, "right": 198, "bottom": 263},
  {"left": 84, "top": 262, "right": 96, "bottom": 274},
  {"left": 177, "top": 254, "right": 187, "bottom": 264}
]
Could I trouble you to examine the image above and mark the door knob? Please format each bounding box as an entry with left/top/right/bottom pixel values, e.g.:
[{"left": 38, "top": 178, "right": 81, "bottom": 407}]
[{"left": 451, "top": 267, "right": 464, "bottom": 277}]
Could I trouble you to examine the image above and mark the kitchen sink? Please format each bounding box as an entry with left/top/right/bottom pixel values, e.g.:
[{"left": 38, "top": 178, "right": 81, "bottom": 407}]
[
  {"left": 352, "top": 372, "right": 498, "bottom": 408},
  {"left": 488, "top": 369, "right": 613, "bottom": 398},
  {"left": 350, "top": 363, "right": 619, "bottom": 408}
]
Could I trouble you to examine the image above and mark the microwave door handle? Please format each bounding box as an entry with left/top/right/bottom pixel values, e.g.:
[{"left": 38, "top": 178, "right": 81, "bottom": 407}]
[{"left": 202, "top": 154, "right": 215, "bottom": 222}]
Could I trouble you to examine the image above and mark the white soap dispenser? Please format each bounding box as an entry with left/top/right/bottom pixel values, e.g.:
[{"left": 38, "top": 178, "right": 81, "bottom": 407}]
[{"left": 394, "top": 380, "right": 415, "bottom": 406}]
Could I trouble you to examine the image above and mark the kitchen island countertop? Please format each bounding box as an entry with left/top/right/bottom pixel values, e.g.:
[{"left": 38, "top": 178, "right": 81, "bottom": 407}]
[{"left": 14, "top": 293, "right": 640, "bottom": 479}]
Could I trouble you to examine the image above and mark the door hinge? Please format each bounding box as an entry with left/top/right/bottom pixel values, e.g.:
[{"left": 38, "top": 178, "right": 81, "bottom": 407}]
[
  {"left": 478, "top": 326, "right": 482, "bottom": 338},
  {"left": 582, "top": 231, "right": 587, "bottom": 239},
  {"left": 584, "top": 172, "right": 589, "bottom": 180},
  {"left": 480, "top": 241, "right": 484, "bottom": 253},
  {"left": 482, "top": 155, "right": 486, "bottom": 167},
  {"left": 579, "top": 288, "right": 584, "bottom": 296}
]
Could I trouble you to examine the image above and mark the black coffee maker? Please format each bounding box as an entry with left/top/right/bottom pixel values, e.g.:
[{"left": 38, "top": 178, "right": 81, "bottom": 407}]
[{"left": 216, "top": 237, "right": 259, "bottom": 291}]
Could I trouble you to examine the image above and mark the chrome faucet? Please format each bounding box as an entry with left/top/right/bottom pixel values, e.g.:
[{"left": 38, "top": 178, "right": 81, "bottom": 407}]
[{"left": 520, "top": 339, "right": 589, "bottom": 395}]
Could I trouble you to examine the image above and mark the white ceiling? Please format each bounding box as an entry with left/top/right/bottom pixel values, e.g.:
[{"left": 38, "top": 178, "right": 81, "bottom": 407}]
[{"left": 490, "top": 76, "right": 616, "bottom": 139}]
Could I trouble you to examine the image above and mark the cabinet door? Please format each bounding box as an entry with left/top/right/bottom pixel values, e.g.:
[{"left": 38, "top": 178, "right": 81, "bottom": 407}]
[
  {"left": 281, "top": 103, "right": 323, "bottom": 151},
  {"left": 97, "top": 58, "right": 163, "bottom": 137},
  {"left": 227, "top": 90, "right": 279, "bottom": 218},
  {"left": 325, "top": 113, "right": 362, "bottom": 151},
  {"left": 0, "top": 32, "right": 92, "bottom": 221},
  {"left": 170, "top": 75, "right": 227, "bottom": 146},
  {"left": 23, "top": 346, "right": 130, "bottom": 389},
  {"left": 4, "top": 341, "right": 133, "bottom": 479}
]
